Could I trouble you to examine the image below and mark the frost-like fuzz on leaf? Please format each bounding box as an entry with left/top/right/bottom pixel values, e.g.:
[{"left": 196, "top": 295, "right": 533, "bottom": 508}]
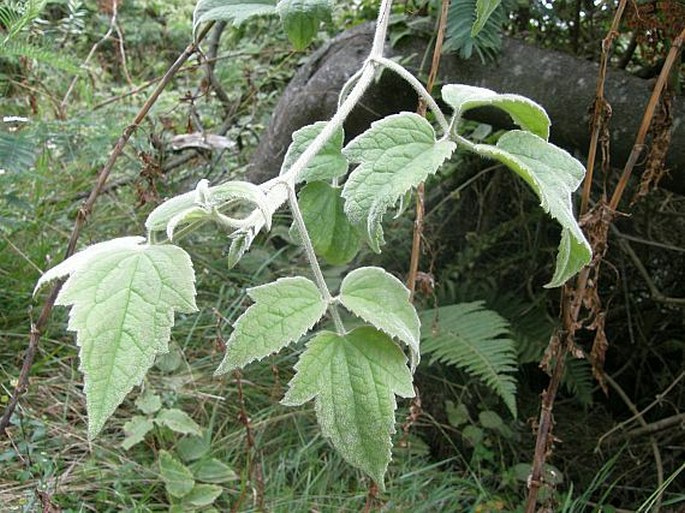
[
  {"left": 282, "top": 327, "right": 415, "bottom": 487},
  {"left": 280, "top": 121, "right": 347, "bottom": 183},
  {"left": 342, "top": 112, "right": 455, "bottom": 252},
  {"left": 34, "top": 236, "right": 145, "bottom": 295},
  {"left": 472, "top": 130, "right": 591, "bottom": 286},
  {"left": 339, "top": 266, "right": 420, "bottom": 370},
  {"left": 215, "top": 276, "right": 327, "bottom": 374},
  {"left": 48, "top": 240, "right": 197, "bottom": 438},
  {"left": 442, "top": 84, "right": 550, "bottom": 139}
]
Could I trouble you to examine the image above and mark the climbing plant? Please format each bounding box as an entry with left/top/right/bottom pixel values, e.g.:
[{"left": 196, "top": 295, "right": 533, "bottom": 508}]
[{"left": 33, "top": 0, "right": 591, "bottom": 488}]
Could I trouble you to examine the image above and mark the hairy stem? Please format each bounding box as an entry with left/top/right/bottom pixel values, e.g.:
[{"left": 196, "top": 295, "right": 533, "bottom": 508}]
[
  {"left": 287, "top": 186, "right": 346, "bottom": 335},
  {"left": 373, "top": 56, "right": 450, "bottom": 135}
]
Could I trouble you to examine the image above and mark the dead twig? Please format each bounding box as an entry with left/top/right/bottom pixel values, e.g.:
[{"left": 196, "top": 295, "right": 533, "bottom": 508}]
[{"left": 406, "top": 0, "right": 450, "bottom": 300}]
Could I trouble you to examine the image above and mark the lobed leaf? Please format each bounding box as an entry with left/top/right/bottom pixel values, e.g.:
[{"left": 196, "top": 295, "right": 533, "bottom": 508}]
[
  {"left": 338, "top": 266, "right": 420, "bottom": 370},
  {"left": 181, "top": 484, "right": 223, "bottom": 507},
  {"left": 420, "top": 301, "right": 518, "bottom": 417},
  {"left": 215, "top": 276, "right": 327, "bottom": 374},
  {"left": 41, "top": 240, "right": 197, "bottom": 438},
  {"left": 280, "top": 121, "right": 348, "bottom": 183},
  {"left": 155, "top": 408, "right": 203, "bottom": 436},
  {"left": 121, "top": 416, "right": 154, "bottom": 450},
  {"left": 471, "top": 130, "right": 591, "bottom": 287},
  {"left": 442, "top": 84, "right": 550, "bottom": 139},
  {"left": 292, "top": 181, "right": 360, "bottom": 266},
  {"left": 159, "top": 450, "right": 195, "bottom": 498},
  {"left": 282, "top": 327, "right": 414, "bottom": 486},
  {"left": 193, "top": 0, "right": 276, "bottom": 35},
  {"left": 277, "top": 0, "right": 331, "bottom": 50},
  {"left": 342, "top": 112, "right": 455, "bottom": 252},
  {"left": 191, "top": 458, "right": 239, "bottom": 483}
]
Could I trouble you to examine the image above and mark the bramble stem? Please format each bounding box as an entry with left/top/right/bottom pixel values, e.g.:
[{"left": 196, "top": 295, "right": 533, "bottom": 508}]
[
  {"left": 287, "top": 186, "right": 346, "bottom": 335},
  {"left": 373, "top": 56, "right": 450, "bottom": 134}
]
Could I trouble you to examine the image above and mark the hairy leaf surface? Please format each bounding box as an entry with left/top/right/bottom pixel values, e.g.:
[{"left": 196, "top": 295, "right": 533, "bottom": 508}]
[
  {"left": 277, "top": 0, "right": 331, "bottom": 50},
  {"left": 472, "top": 130, "right": 590, "bottom": 286},
  {"left": 443, "top": 84, "right": 549, "bottom": 139},
  {"left": 421, "top": 302, "right": 518, "bottom": 417},
  {"left": 342, "top": 113, "right": 455, "bottom": 252},
  {"left": 292, "top": 181, "right": 360, "bottom": 265},
  {"left": 280, "top": 121, "right": 347, "bottom": 183},
  {"left": 338, "top": 266, "right": 420, "bottom": 370},
  {"left": 38, "top": 239, "right": 197, "bottom": 437},
  {"left": 193, "top": 0, "right": 276, "bottom": 34},
  {"left": 145, "top": 179, "right": 272, "bottom": 240},
  {"left": 215, "top": 277, "right": 327, "bottom": 374},
  {"left": 282, "top": 327, "right": 414, "bottom": 486}
]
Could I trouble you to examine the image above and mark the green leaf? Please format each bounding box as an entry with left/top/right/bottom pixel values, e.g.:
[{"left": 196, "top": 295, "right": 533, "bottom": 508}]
[
  {"left": 277, "top": 0, "right": 331, "bottom": 50},
  {"left": 282, "top": 327, "right": 414, "bottom": 486},
  {"left": 215, "top": 277, "right": 327, "bottom": 374},
  {"left": 445, "top": 400, "right": 469, "bottom": 427},
  {"left": 472, "top": 0, "right": 501, "bottom": 37},
  {"left": 159, "top": 450, "right": 195, "bottom": 498},
  {"left": 443, "top": 84, "right": 550, "bottom": 139},
  {"left": 135, "top": 389, "right": 162, "bottom": 415},
  {"left": 444, "top": 0, "right": 505, "bottom": 62},
  {"left": 36, "top": 238, "right": 197, "bottom": 438},
  {"left": 177, "top": 436, "right": 211, "bottom": 462},
  {"left": 193, "top": 0, "right": 276, "bottom": 35},
  {"left": 121, "top": 416, "right": 154, "bottom": 450},
  {"left": 342, "top": 113, "right": 456, "bottom": 252},
  {"left": 420, "top": 302, "right": 518, "bottom": 417},
  {"left": 191, "top": 458, "right": 238, "bottom": 483},
  {"left": 338, "top": 266, "right": 420, "bottom": 370},
  {"left": 292, "top": 182, "right": 360, "bottom": 266},
  {"left": 181, "top": 484, "right": 223, "bottom": 507},
  {"left": 0, "top": 131, "right": 36, "bottom": 173},
  {"left": 155, "top": 409, "right": 203, "bottom": 436},
  {"left": 478, "top": 410, "right": 503, "bottom": 430},
  {"left": 470, "top": 130, "right": 591, "bottom": 287},
  {"left": 280, "top": 121, "right": 348, "bottom": 183}
]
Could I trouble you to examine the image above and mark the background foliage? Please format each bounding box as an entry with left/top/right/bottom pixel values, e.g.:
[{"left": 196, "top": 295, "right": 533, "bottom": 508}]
[{"left": 1, "top": 0, "right": 684, "bottom": 511}]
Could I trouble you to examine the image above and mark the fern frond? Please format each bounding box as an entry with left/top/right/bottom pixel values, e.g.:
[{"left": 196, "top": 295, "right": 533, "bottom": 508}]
[
  {"left": 421, "top": 301, "right": 518, "bottom": 417},
  {"left": 563, "top": 356, "right": 594, "bottom": 406},
  {"left": 0, "top": 39, "right": 80, "bottom": 72},
  {"left": 0, "top": 131, "right": 36, "bottom": 173},
  {"left": 443, "top": 0, "right": 506, "bottom": 62}
]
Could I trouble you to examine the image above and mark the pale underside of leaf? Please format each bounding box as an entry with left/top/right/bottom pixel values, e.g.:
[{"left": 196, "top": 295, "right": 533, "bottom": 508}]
[
  {"left": 472, "top": 130, "right": 591, "bottom": 287},
  {"left": 193, "top": 0, "right": 276, "bottom": 35},
  {"left": 442, "top": 84, "right": 550, "bottom": 139},
  {"left": 215, "top": 276, "right": 327, "bottom": 374},
  {"left": 282, "top": 327, "right": 414, "bottom": 487},
  {"left": 338, "top": 266, "right": 420, "bottom": 370},
  {"left": 34, "top": 236, "right": 145, "bottom": 295},
  {"left": 342, "top": 112, "right": 456, "bottom": 252},
  {"left": 54, "top": 242, "right": 197, "bottom": 438}
]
